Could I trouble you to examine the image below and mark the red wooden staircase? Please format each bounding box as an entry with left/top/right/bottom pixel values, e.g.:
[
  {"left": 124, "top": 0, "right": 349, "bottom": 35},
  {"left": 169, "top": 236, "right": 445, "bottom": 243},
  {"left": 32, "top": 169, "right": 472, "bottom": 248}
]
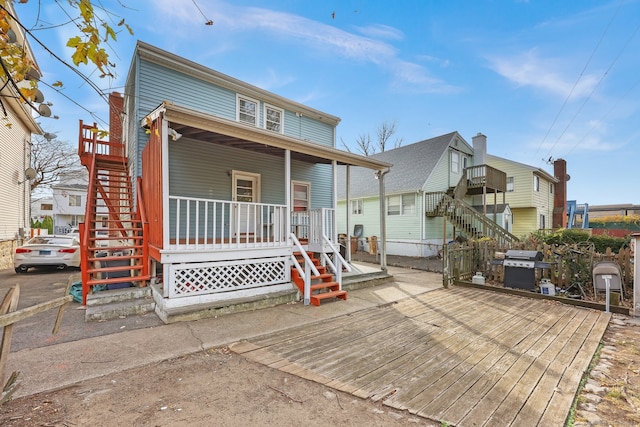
[
  {"left": 291, "top": 251, "right": 347, "bottom": 306},
  {"left": 78, "top": 121, "right": 149, "bottom": 304}
]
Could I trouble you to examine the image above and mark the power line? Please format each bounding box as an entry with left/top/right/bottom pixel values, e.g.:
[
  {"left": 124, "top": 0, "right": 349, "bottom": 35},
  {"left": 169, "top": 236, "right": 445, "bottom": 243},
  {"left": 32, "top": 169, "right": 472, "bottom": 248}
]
[
  {"left": 534, "top": 0, "right": 623, "bottom": 158},
  {"left": 191, "top": 0, "right": 214, "bottom": 25},
  {"left": 567, "top": 74, "right": 640, "bottom": 155},
  {"left": 545, "top": 20, "right": 640, "bottom": 158}
]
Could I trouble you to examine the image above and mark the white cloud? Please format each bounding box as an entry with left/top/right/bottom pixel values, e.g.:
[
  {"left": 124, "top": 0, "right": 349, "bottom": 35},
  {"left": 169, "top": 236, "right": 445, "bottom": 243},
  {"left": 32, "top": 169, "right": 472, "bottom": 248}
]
[
  {"left": 487, "top": 49, "right": 598, "bottom": 98},
  {"left": 355, "top": 24, "right": 404, "bottom": 41},
  {"left": 148, "top": 0, "right": 454, "bottom": 93}
]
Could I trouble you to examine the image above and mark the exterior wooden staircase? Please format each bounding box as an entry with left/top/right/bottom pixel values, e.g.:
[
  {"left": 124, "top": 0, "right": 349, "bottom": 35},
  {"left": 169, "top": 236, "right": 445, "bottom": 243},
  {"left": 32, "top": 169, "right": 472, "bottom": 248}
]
[
  {"left": 291, "top": 251, "right": 347, "bottom": 306},
  {"left": 422, "top": 164, "right": 519, "bottom": 247},
  {"left": 78, "top": 121, "right": 150, "bottom": 305}
]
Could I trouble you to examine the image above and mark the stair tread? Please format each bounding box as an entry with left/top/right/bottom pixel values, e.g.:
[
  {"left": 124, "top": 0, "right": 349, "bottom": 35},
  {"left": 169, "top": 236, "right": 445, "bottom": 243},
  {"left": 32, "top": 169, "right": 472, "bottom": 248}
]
[{"left": 310, "top": 290, "right": 348, "bottom": 306}]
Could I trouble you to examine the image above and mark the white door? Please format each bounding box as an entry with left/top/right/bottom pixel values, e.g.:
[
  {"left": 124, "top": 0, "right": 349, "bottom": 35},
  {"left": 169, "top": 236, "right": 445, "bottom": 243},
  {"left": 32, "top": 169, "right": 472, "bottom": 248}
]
[{"left": 232, "top": 171, "right": 260, "bottom": 237}]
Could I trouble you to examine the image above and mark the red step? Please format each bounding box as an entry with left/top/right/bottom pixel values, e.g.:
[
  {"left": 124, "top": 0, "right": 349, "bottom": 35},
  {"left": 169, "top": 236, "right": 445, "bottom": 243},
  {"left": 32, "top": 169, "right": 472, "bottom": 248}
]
[{"left": 310, "top": 290, "right": 348, "bottom": 307}]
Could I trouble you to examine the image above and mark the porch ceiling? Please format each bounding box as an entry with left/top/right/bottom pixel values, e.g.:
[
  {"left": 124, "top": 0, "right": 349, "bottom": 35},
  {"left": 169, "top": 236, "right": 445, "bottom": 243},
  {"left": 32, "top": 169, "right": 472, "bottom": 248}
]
[{"left": 160, "top": 102, "right": 392, "bottom": 170}]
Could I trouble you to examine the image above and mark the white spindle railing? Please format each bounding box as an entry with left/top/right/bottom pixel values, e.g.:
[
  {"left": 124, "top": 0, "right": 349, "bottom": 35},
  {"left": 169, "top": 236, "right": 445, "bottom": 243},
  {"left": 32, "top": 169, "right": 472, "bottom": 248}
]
[{"left": 168, "top": 196, "right": 287, "bottom": 250}]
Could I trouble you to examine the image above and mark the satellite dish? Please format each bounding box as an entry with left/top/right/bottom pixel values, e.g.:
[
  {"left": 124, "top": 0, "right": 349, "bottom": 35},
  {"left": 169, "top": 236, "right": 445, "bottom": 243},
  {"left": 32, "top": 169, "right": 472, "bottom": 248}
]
[
  {"left": 25, "top": 167, "right": 36, "bottom": 180},
  {"left": 26, "top": 67, "right": 41, "bottom": 81},
  {"left": 43, "top": 132, "right": 57, "bottom": 140},
  {"left": 39, "top": 104, "right": 51, "bottom": 117},
  {"left": 6, "top": 29, "right": 17, "bottom": 43},
  {"left": 565, "top": 174, "right": 571, "bottom": 182},
  {"left": 34, "top": 89, "right": 44, "bottom": 103}
]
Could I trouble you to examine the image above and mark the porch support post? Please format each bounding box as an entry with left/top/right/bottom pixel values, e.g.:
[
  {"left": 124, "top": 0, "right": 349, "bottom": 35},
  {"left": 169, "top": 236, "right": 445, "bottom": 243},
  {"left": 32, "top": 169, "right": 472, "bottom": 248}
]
[
  {"left": 285, "top": 150, "right": 291, "bottom": 244},
  {"left": 161, "top": 113, "right": 170, "bottom": 250},
  {"left": 346, "top": 165, "right": 351, "bottom": 262},
  {"left": 377, "top": 169, "right": 389, "bottom": 271},
  {"left": 332, "top": 160, "right": 338, "bottom": 244}
]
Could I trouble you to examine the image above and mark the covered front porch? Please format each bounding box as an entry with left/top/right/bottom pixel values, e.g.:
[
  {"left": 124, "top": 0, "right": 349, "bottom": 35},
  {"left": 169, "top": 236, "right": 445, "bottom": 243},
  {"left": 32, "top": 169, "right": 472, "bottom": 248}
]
[{"left": 139, "top": 103, "right": 392, "bottom": 317}]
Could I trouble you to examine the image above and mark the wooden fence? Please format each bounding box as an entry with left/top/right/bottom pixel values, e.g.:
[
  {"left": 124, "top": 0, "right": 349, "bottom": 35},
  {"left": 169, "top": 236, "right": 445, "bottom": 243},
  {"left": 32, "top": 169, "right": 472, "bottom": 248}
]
[{"left": 444, "top": 241, "right": 634, "bottom": 299}]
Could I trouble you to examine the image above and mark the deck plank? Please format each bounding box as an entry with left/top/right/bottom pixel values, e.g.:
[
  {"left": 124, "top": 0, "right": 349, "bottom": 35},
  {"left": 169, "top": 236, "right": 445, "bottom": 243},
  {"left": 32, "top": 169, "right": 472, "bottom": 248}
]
[{"left": 231, "top": 287, "right": 609, "bottom": 427}]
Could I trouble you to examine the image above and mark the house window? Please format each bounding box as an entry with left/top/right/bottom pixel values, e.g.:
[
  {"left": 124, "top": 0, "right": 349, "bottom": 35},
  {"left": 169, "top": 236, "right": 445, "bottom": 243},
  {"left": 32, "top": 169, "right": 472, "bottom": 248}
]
[
  {"left": 550, "top": 182, "right": 554, "bottom": 194},
  {"left": 387, "top": 194, "right": 415, "bottom": 216},
  {"left": 540, "top": 214, "right": 546, "bottom": 230},
  {"left": 451, "top": 151, "right": 460, "bottom": 173},
  {"left": 264, "top": 104, "right": 283, "bottom": 133},
  {"left": 69, "top": 195, "right": 82, "bottom": 207},
  {"left": 533, "top": 175, "right": 540, "bottom": 192},
  {"left": 292, "top": 182, "right": 310, "bottom": 212},
  {"left": 462, "top": 156, "right": 468, "bottom": 170},
  {"left": 506, "top": 177, "right": 515, "bottom": 192},
  {"left": 41, "top": 203, "right": 53, "bottom": 211},
  {"left": 237, "top": 95, "right": 258, "bottom": 126},
  {"left": 351, "top": 199, "right": 363, "bottom": 215}
]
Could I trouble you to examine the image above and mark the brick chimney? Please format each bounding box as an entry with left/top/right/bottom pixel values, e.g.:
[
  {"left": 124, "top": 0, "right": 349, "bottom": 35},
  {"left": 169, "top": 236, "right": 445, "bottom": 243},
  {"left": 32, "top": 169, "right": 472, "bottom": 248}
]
[
  {"left": 553, "top": 158, "right": 568, "bottom": 229},
  {"left": 109, "top": 92, "right": 124, "bottom": 145}
]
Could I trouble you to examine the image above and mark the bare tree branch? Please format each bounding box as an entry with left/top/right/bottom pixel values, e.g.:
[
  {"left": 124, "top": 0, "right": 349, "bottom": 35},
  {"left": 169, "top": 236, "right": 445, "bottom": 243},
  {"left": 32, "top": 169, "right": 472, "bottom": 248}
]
[
  {"left": 377, "top": 120, "right": 403, "bottom": 152},
  {"left": 30, "top": 135, "right": 84, "bottom": 193}
]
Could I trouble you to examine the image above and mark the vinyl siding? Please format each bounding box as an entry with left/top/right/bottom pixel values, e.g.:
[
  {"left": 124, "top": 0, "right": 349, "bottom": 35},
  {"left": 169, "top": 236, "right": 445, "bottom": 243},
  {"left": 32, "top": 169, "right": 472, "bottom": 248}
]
[
  {"left": 0, "top": 106, "right": 31, "bottom": 241},
  {"left": 424, "top": 154, "right": 451, "bottom": 192},
  {"left": 129, "top": 57, "right": 336, "bottom": 180},
  {"left": 337, "top": 196, "right": 381, "bottom": 237},
  {"left": 167, "top": 138, "right": 334, "bottom": 234}
]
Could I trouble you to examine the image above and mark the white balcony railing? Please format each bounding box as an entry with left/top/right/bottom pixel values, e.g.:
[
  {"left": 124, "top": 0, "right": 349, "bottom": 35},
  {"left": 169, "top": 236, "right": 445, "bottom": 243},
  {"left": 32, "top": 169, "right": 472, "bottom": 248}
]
[{"left": 168, "top": 196, "right": 288, "bottom": 250}]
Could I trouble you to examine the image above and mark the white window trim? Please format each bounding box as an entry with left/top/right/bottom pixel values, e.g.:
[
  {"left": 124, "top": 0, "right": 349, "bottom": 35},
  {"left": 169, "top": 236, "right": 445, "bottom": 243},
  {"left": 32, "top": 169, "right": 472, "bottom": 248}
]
[
  {"left": 263, "top": 103, "right": 284, "bottom": 134},
  {"left": 506, "top": 176, "right": 515, "bottom": 192},
  {"left": 534, "top": 175, "right": 540, "bottom": 192},
  {"left": 451, "top": 151, "right": 460, "bottom": 173},
  {"left": 351, "top": 199, "right": 364, "bottom": 215},
  {"left": 386, "top": 193, "right": 416, "bottom": 216},
  {"left": 292, "top": 180, "right": 311, "bottom": 212},
  {"left": 236, "top": 94, "right": 260, "bottom": 126}
]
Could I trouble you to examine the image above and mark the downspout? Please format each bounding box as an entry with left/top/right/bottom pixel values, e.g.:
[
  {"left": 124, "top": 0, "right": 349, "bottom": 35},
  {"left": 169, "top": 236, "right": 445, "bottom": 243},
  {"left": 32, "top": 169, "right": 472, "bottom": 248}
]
[{"left": 376, "top": 168, "right": 390, "bottom": 271}]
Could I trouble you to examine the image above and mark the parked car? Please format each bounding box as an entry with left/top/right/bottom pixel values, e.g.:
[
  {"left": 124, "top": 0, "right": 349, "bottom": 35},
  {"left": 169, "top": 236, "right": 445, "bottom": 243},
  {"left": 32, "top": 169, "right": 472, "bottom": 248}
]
[{"left": 14, "top": 235, "right": 81, "bottom": 273}]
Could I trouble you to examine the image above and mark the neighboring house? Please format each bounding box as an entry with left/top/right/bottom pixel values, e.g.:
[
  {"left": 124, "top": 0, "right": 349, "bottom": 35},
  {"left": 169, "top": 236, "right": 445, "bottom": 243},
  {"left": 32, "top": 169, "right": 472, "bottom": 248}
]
[
  {"left": 485, "top": 154, "right": 559, "bottom": 237},
  {"left": 75, "top": 41, "right": 391, "bottom": 318},
  {"left": 50, "top": 170, "right": 88, "bottom": 234},
  {"left": 0, "top": 2, "right": 44, "bottom": 269},
  {"left": 337, "top": 132, "right": 562, "bottom": 257},
  {"left": 31, "top": 196, "right": 54, "bottom": 222}
]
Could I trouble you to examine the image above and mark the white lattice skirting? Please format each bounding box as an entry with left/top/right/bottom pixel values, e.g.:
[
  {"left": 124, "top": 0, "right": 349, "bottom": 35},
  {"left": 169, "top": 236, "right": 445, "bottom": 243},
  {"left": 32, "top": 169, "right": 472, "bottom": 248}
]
[{"left": 168, "top": 256, "right": 289, "bottom": 298}]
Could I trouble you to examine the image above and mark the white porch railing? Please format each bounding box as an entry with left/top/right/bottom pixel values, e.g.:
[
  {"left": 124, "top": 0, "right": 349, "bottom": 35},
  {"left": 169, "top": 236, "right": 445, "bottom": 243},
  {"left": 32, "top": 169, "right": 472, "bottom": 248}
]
[
  {"left": 292, "top": 208, "right": 336, "bottom": 248},
  {"left": 168, "top": 196, "right": 288, "bottom": 250}
]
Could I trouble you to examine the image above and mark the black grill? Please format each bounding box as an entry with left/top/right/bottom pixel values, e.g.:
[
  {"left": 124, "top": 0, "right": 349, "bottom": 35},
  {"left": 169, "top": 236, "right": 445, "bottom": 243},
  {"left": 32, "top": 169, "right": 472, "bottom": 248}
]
[{"left": 498, "top": 250, "right": 550, "bottom": 291}]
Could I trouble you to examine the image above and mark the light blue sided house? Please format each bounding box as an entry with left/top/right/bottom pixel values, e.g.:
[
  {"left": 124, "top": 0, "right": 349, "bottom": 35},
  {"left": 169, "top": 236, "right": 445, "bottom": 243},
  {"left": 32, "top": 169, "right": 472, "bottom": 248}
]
[
  {"left": 76, "top": 41, "right": 391, "bottom": 322},
  {"left": 338, "top": 132, "right": 519, "bottom": 258}
]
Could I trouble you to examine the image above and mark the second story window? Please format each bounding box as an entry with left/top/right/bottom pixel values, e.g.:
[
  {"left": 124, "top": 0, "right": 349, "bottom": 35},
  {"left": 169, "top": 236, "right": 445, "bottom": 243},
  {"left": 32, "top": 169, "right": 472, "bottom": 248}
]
[
  {"left": 238, "top": 95, "right": 258, "bottom": 126},
  {"left": 506, "top": 177, "right": 515, "bottom": 192},
  {"left": 451, "top": 151, "right": 460, "bottom": 173},
  {"left": 264, "top": 104, "right": 283, "bottom": 133},
  {"left": 534, "top": 175, "right": 540, "bottom": 192},
  {"left": 41, "top": 203, "right": 53, "bottom": 211},
  {"left": 69, "top": 195, "right": 82, "bottom": 207}
]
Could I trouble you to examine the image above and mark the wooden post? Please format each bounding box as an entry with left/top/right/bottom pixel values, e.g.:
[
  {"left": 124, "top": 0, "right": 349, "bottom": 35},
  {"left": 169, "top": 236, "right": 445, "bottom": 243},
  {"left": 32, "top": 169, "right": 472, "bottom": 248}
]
[{"left": 0, "top": 286, "right": 20, "bottom": 391}]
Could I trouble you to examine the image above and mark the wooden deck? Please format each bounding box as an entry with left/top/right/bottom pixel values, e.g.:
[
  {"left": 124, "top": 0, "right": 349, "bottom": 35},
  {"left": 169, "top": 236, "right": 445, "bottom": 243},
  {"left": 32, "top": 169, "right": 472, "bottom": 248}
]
[{"left": 230, "top": 287, "right": 610, "bottom": 426}]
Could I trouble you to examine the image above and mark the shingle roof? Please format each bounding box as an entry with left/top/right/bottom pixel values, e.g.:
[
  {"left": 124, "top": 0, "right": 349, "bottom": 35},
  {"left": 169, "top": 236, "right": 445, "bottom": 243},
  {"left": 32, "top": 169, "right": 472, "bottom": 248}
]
[{"left": 337, "top": 132, "right": 461, "bottom": 199}]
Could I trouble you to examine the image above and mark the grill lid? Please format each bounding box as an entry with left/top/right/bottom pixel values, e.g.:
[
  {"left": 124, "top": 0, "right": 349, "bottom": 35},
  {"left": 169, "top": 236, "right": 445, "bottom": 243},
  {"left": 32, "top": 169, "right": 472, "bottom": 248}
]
[{"left": 504, "top": 250, "right": 543, "bottom": 261}]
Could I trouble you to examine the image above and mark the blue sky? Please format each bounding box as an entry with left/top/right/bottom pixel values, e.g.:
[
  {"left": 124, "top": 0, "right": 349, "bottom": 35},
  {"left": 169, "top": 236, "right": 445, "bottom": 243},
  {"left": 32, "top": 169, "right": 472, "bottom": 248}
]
[{"left": 16, "top": 0, "right": 640, "bottom": 206}]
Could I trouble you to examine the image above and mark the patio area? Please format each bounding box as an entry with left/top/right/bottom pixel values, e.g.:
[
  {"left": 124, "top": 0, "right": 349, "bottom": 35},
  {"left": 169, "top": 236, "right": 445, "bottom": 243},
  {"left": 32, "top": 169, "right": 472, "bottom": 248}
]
[{"left": 231, "top": 286, "right": 610, "bottom": 426}]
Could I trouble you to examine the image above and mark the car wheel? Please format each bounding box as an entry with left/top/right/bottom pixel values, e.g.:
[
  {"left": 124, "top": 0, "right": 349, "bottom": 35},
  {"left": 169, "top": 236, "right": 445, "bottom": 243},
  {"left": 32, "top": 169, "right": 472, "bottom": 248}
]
[{"left": 15, "top": 266, "right": 28, "bottom": 273}]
